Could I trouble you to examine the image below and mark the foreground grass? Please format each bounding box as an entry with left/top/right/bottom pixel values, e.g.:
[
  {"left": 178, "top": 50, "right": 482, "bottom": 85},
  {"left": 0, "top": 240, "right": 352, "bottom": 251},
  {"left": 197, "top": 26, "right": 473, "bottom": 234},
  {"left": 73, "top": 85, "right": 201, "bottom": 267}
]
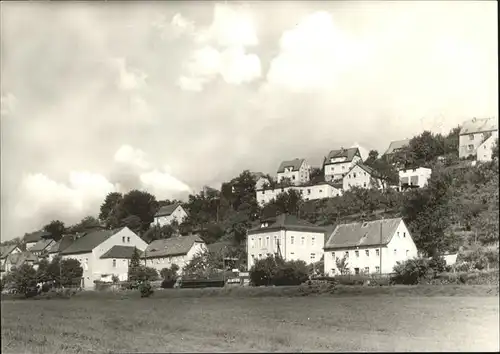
[{"left": 1, "top": 292, "right": 499, "bottom": 352}]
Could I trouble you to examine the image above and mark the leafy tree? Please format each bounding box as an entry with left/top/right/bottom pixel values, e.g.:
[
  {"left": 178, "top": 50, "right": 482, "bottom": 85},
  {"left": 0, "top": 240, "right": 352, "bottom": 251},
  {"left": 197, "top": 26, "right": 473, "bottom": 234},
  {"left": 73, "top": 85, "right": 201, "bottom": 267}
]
[
  {"left": 128, "top": 247, "right": 142, "bottom": 281},
  {"left": 99, "top": 192, "right": 123, "bottom": 223},
  {"left": 119, "top": 190, "right": 158, "bottom": 232},
  {"left": 262, "top": 189, "right": 303, "bottom": 218},
  {"left": 364, "top": 150, "right": 379, "bottom": 166},
  {"left": 392, "top": 131, "right": 446, "bottom": 169},
  {"left": 35, "top": 258, "right": 51, "bottom": 283},
  {"left": 60, "top": 258, "right": 84, "bottom": 287},
  {"left": 7, "top": 264, "right": 37, "bottom": 294},
  {"left": 182, "top": 250, "right": 222, "bottom": 279},
  {"left": 273, "top": 260, "right": 309, "bottom": 286},
  {"left": 160, "top": 264, "right": 179, "bottom": 288},
  {"left": 43, "top": 220, "right": 66, "bottom": 241},
  {"left": 249, "top": 256, "right": 280, "bottom": 286},
  {"left": 120, "top": 215, "right": 143, "bottom": 234},
  {"left": 492, "top": 138, "right": 499, "bottom": 160},
  {"left": 309, "top": 167, "right": 324, "bottom": 184},
  {"left": 335, "top": 254, "right": 350, "bottom": 275},
  {"left": 68, "top": 216, "right": 101, "bottom": 233}
]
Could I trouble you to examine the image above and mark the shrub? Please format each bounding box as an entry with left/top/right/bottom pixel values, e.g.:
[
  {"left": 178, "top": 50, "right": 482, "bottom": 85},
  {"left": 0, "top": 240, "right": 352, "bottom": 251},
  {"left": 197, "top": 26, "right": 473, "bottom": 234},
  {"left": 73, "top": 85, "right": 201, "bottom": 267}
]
[
  {"left": 41, "top": 282, "right": 51, "bottom": 293},
  {"left": 139, "top": 281, "right": 154, "bottom": 298},
  {"left": 273, "top": 260, "right": 309, "bottom": 286},
  {"left": 249, "top": 256, "right": 278, "bottom": 286},
  {"left": 298, "top": 279, "right": 337, "bottom": 296},
  {"left": 428, "top": 256, "right": 447, "bottom": 274},
  {"left": 391, "top": 258, "right": 434, "bottom": 285}
]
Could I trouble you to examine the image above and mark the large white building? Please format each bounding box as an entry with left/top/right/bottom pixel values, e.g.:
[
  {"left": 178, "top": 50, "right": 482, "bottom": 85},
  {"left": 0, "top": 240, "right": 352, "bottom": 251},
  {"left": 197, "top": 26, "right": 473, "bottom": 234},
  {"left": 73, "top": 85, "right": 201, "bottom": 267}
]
[
  {"left": 323, "top": 147, "right": 362, "bottom": 182},
  {"left": 276, "top": 158, "right": 311, "bottom": 185},
  {"left": 151, "top": 203, "right": 188, "bottom": 227},
  {"left": 246, "top": 214, "right": 326, "bottom": 270},
  {"left": 255, "top": 182, "right": 343, "bottom": 206},
  {"left": 399, "top": 167, "right": 432, "bottom": 191},
  {"left": 61, "top": 227, "right": 148, "bottom": 288},
  {"left": 323, "top": 218, "right": 418, "bottom": 276},
  {"left": 143, "top": 234, "right": 207, "bottom": 274},
  {"left": 459, "top": 117, "right": 498, "bottom": 160}
]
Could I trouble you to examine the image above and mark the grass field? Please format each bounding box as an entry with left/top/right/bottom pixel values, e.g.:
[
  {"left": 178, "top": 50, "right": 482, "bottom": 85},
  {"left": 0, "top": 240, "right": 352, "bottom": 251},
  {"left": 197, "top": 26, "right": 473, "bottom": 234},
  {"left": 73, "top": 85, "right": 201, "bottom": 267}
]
[{"left": 1, "top": 287, "right": 499, "bottom": 353}]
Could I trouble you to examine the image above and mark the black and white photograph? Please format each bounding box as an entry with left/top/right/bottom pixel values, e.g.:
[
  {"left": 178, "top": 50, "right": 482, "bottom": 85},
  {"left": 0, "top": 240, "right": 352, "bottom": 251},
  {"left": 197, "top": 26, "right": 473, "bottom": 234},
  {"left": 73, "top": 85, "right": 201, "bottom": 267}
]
[{"left": 0, "top": 0, "right": 498, "bottom": 352}]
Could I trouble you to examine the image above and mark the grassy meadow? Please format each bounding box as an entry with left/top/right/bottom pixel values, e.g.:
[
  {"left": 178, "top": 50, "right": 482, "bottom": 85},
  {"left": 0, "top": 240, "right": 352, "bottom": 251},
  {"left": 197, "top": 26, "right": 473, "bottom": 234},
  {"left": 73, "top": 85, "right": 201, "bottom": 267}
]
[{"left": 1, "top": 286, "right": 499, "bottom": 353}]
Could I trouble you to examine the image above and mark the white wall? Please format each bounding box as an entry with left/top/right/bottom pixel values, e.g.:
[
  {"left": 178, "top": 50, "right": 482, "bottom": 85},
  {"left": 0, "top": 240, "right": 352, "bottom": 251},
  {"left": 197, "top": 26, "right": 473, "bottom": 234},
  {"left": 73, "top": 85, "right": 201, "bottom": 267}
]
[
  {"left": 145, "top": 241, "right": 207, "bottom": 274},
  {"left": 324, "top": 155, "right": 362, "bottom": 181},
  {"left": 256, "top": 184, "right": 342, "bottom": 206},
  {"left": 247, "top": 230, "right": 284, "bottom": 269},
  {"left": 477, "top": 131, "right": 498, "bottom": 162},
  {"left": 324, "top": 220, "right": 418, "bottom": 275},
  {"left": 343, "top": 165, "right": 382, "bottom": 191},
  {"left": 151, "top": 206, "right": 188, "bottom": 227},
  {"left": 277, "top": 162, "right": 310, "bottom": 186},
  {"left": 459, "top": 130, "right": 498, "bottom": 159},
  {"left": 398, "top": 168, "right": 432, "bottom": 190},
  {"left": 25, "top": 242, "right": 37, "bottom": 250},
  {"left": 255, "top": 177, "right": 271, "bottom": 190}
]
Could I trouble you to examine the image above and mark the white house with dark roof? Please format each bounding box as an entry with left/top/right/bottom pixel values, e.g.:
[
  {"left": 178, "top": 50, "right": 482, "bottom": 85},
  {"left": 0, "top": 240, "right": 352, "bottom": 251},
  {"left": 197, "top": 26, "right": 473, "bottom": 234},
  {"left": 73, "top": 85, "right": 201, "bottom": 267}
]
[
  {"left": 399, "top": 167, "right": 432, "bottom": 191},
  {"left": 61, "top": 227, "right": 147, "bottom": 289},
  {"left": 151, "top": 203, "right": 188, "bottom": 227},
  {"left": 47, "top": 234, "right": 77, "bottom": 262},
  {"left": 143, "top": 235, "right": 207, "bottom": 273},
  {"left": 1, "top": 251, "right": 39, "bottom": 277},
  {"left": 29, "top": 239, "right": 55, "bottom": 258},
  {"left": 323, "top": 147, "right": 362, "bottom": 182},
  {"left": 23, "top": 230, "right": 52, "bottom": 250},
  {"left": 99, "top": 246, "right": 143, "bottom": 282},
  {"left": 343, "top": 163, "right": 383, "bottom": 191},
  {"left": 459, "top": 117, "right": 498, "bottom": 160},
  {"left": 276, "top": 158, "right": 310, "bottom": 185},
  {"left": 247, "top": 214, "right": 326, "bottom": 269},
  {"left": 0, "top": 244, "right": 22, "bottom": 277},
  {"left": 323, "top": 218, "right": 418, "bottom": 276}
]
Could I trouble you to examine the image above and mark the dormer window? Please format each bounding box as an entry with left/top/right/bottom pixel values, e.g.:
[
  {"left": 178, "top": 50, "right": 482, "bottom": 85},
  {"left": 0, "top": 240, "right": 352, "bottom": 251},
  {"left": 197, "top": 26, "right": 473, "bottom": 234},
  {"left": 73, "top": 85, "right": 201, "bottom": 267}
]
[{"left": 362, "top": 222, "right": 368, "bottom": 227}]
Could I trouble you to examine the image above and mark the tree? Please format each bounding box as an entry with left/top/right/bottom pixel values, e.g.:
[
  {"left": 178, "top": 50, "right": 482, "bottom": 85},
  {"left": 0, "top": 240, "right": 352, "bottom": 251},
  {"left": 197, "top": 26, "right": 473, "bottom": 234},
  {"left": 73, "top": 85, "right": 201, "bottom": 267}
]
[
  {"left": 120, "top": 215, "right": 143, "bottom": 235},
  {"left": 182, "top": 250, "right": 222, "bottom": 279},
  {"left": 262, "top": 189, "right": 303, "bottom": 218},
  {"left": 36, "top": 259, "right": 51, "bottom": 283},
  {"left": 99, "top": 192, "right": 123, "bottom": 223},
  {"left": 68, "top": 216, "right": 101, "bottom": 233},
  {"left": 492, "top": 138, "right": 499, "bottom": 160},
  {"left": 43, "top": 220, "right": 66, "bottom": 242},
  {"left": 335, "top": 254, "right": 350, "bottom": 275},
  {"left": 60, "top": 258, "right": 83, "bottom": 287},
  {"left": 128, "top": 247, "right": 142, "bottom": 281},
  {"left": 364, "top": 150, "right": 379, "bottom": 166},
  {"left": 7, "top": 264, "right": 37, "bottom": 294},
  {"left": 120, "top": 190, "right": 158, "bottom": 232},
  {"left": 310, "top": 167, "right": 324, "bottom": 184},
  {"left": 160, "top": 264, "right": 179, "bottom": 288}
]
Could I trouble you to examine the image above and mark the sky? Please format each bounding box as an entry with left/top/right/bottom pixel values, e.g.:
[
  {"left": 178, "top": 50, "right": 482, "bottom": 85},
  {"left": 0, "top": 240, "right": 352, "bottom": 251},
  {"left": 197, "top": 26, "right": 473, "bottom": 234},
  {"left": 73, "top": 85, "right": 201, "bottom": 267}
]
[{"left": 0, "top": 1, "right": 498, "bottom": 240}]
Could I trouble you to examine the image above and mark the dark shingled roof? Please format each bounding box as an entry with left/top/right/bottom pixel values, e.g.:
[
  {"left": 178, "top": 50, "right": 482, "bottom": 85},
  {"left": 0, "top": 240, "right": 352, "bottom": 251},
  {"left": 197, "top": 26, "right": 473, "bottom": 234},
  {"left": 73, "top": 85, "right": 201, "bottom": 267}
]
[
  {"left": 324, "top": 148, "right": 360, "bottom": 165},
  {"left": 324, "top": 218, "right": 402, "bottom": 250},
  {"left": 48, "top": 235, "right": 76, "bottom": 254},
  {"left": 61, "top": 229, "right": 119, "bottom": 255},
  {"left": 29, "top": 239, "right": 55, "bottom": 253},
  {"left": 0, "top": 244, "right": 20, "bottom": 259},
  {"left": 459, "top": 117, "right": 497, "bottom": 135},
  {"left": 277, "top": 158, "right": 305, "bottom": 173},
  {"left": 6, "top": 251, "right": 38, "bottom": 268},
  {"left": 155, "top": 203, "right": 182, "bottom": 217},
  {"left": 248, "top": 213, "right": 326, "bottom": 234},
  {"left": 144, "top": 235, "right": 204, "bottom": 258},
  {"left": 24, "top": 230, "right": 52, "bottom": 244},
  {"left": 384, "top": 139, "right": 410, "bottom": 155},
  {"left": 101, "top": 245, "right": 143, "bottom": 259}
]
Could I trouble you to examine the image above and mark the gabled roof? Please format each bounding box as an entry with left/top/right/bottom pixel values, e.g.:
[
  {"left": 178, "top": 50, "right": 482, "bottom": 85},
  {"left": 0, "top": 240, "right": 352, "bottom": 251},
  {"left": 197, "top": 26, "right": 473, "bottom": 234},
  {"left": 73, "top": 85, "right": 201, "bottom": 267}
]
[
  {"left": 24, "top": 230, "right": 52, "bottom": 243},
  {"left": 384, "top": 139, "right": 410, "bottom": 155},
  {"left": 0, "top": 244, "right": 20, "bottom": 259},
  {"left": 277, "top": 158, "right": 305, "bottom": 173},
  {"left": 248, "top": 213, "right": 326, "bottom": 234},
  {"left": 324, "top": 218, "right": 402, "bottom": 250},
  {"left": 48, "top": 235, "right": 76, "bottom": 254},
  {"left": 101, "top": 245, "right": 143, "bottom": 259},
  {"left": 346, "top": 163, "right": 379, "bottom": 177},
  {"left": 6, "top": 251, "right": 38, "bottom": 268},
  {"left": 61, "top": 229, "right": 120, "bottom": 255},
  {"left": 155, "top": 203, "right": 183, "bottom": 217},
  {"left": 324, "top": 148, "right": 360, "bottom": 165},
  {"left": 144, "top": 235, "right": 204, "bottom": 258},
  {"left": 460, "top": 117, "right": 498, "bottom": 135},
  {"left": 29, "top": 239, "right": 55, "bottom": 253}
]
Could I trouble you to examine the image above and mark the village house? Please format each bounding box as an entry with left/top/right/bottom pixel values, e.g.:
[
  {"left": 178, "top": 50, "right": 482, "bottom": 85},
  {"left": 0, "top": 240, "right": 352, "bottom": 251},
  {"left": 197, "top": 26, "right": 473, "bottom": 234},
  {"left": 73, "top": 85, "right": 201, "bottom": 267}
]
[
  {"left": 151, "top": 203, "right": 188, "bottom": 227},
  {"left": 323, "top": 147, "right": 362, "bottom": 182},
  {"left": 255, "top": 181, "right": 343, "bottom": 206},
  {"left": 99, "top": 245, "right": 144, "bottom": 282},
  {"left": 29, "top": 238, "right": 55, "bottom": 258},
  {"left": 254, "top": 173, "right": 272, "bottom": 190},
  {"left": 1, "top": 251, "right": 39, "bottom": 278},
  {"left": 60, "top": 227, "right": 147, "bottom": 289},
  {"left": 383, "top": 139, "right": 411, "bottom": 160},
  {"left": 323, "top": 218, "right": 418, "bottom": 275},
  {"left": 47, "top": 234, "right": 77, "bottom": 262},
  {"left": 343, "top": 163, "right": 383, "bottom": 191},
  {"left": 399, "top": 167, "right": 432, "bottom": 191},
  {"left": 142, "top": 234, "right": 207, "bottom": 274},
  {"left": 276, "top": 158, "right": 311, "bottom": 185},
  {"left": 23, "top": 230, "right": 52, "bottom": 250},
  {"left": 0, "top": 244, "right": 22, "bottom": 277},
  {"left": 459, "top": 117, "right": 498, "bottom": 160},
  {"left": 246, "top": 213, "right": 326, "bottom": 270}
]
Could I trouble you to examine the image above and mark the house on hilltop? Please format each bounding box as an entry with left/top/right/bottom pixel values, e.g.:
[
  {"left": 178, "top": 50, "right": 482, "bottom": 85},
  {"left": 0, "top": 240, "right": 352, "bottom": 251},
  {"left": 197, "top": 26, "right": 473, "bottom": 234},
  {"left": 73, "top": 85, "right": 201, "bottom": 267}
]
[
  {"left": 277, "top": 158, "right": 311, "bottom": 186},
  {"left": 151, "top": 203, "right": 188, "bottom": 227},
  {"left": 23, "top": 230, "right": 52, "bottom": 250},
  {"left": 459, "top": 117, "right": 498, "bottom": 161},
  {"left": 398, "top": 167, "right": 432, "bottom": 191},
  {"left": 323, "top": 218, "right": 418, "bottom": 275},
  {"left": 60, "top": 227, "right": 147, "bottom": 289},
  {"left": 342, "top": 163, "right": 383, "bottom": 191},
  {"left": 143, "top": 234, "right": 207, "bottom": 274},
  {"left": 246, "top": 213, "right": 326, "bottom": 269},
  {"left": 323, "top": 147, "right": 362, "bottom": 182}
]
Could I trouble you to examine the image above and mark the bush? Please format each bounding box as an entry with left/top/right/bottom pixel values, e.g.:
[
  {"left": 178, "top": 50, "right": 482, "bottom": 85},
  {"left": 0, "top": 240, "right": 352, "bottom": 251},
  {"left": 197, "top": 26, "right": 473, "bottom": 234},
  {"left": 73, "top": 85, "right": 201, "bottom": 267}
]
[
  {"left": 334, "top": 275, "right": 370, "bottom": 286},
  {"left": 139, "top": 281, "right": 154, "bottom": 298},
  {"left": 160, "top": 265, "right": 179, "bottom": 289},
  {"left": 249, "top": 256, "right": 309, "bottom": 287},
  {"left": 391, "top": 258, "right": 434, "bottom": 285},
  {"left": 298, "top": 279, "right": 337, "bottom": 296},
  {"left": 41, "top": 282, "right": 51, "bottom": 293},
  {"left": 161, "top": 279, "right": 176, "bottom": 289},
  {"left": 428, "top": 256, "right": 447, "bottom": 274},
  {"left": 249, "top": 256, "right": 278, "bottom": 286}
]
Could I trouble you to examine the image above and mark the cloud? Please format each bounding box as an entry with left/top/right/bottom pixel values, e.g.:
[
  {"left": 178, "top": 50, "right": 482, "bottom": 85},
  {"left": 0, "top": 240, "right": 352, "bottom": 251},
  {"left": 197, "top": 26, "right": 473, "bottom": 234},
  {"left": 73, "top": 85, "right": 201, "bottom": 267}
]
[{"left": 176, "top": 3, "right": 262, "bottom": 91}]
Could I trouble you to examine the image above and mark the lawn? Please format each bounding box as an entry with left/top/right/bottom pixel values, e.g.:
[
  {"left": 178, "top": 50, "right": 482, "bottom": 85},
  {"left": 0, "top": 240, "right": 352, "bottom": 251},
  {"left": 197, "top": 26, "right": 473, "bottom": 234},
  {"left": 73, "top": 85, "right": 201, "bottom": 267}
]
[{"left": 1, "top": 292, "right": 499, "bottom": 352}]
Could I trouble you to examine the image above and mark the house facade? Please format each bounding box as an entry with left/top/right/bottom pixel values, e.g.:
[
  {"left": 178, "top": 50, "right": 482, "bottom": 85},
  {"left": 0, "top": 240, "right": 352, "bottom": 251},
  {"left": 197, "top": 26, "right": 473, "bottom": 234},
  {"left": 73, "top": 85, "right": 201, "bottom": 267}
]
[
  {"left": 151, "top": 203, "right": 188, "bottom": 227},
  {"left": 143, "top": 235, "right": 207, "bottom": 274},
  {"left": 61, "top": 227, "right": 148, "bottom": 289},
  {"left": 29, "top": 239, "right": 55, "bottom": 258},
  {"left": 342, "top": 163, "right": 382, "bottom": 191},
  {"left": 0, "top": 244, "right": 22, "bottom": 276},
  {"left": 99, "top": 245, "right": 144, "bottom": 282},
  {"left": 323, "top": 218, "right": 418, "bottom": 275},
  {"left": 246, "top": 214, "right": 326, "bottom": 270},
  {"left": 1, "top": 251, "right": 38, "bottom": 277},
  {"left": 399, "top": 167, "right": 432, "bottom": 191},
  {"left": 23, "top": 230, "right": 52, "bottom": 250},
  {"left": 476, "top": 131, "right": 499, "bottom": 162},
  {"left": 276, "top": 158, "right": 311, "bottom": 185},
  {"left": 47, "top": 234, "right": 76, "bottom": 262},
  {"left": 323, "top": 147, "right": 362, "bottom": 182},
  {"left": 255, "top": 176, "right": 272, "bottom": 190},
  {"left": 459, "top": 117, "right": 498, "bottom": 160},
  {"left": 256, "top": 182, "right": 343, "bottom": 206}
]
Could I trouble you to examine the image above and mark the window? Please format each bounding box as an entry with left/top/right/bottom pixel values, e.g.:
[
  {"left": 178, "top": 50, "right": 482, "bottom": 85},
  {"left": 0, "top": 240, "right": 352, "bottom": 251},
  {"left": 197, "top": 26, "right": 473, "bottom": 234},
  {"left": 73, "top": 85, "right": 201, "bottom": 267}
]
[
  {"left": 365, "top": 250, "right": 369, "bottom": 257},
  {"left": 394, "top": 249, "right": 397, "bottom": 255},
  {"left": 353, "top": 173, "right": 357, "bottom": 178},
  {"left": 397, "top": 232, "right": 400, "bottom": 237},
  {"left": 310, "top": 253, "right": 316, "bottom": 262},
  {"left": 312, "top": 237, "right": 315, "bottom": 246},
  {"left": 307, "top": 189, "right": 311, "bottom": 194},
  {"left": 250, "top": 238, "right": 254, "bottom": 248},
  {"left": 375, "top": 266, "right": 380, "bottom": 273},
  {"left": 266, "top": 236, "right": 269, "bottom": 246},
  {"left": 127, "top": 237, "right": 130, "bottom": 243},
  {"left": 468, "top": 144, "right": 474, "bottom": 151},
  {"left": 291, "top": 236, "right": 294, "bottom": 245},
  {"left": 258, "top": 254, "right": 262, "bottom": 258},
  {"left": 112, "top": 259, "right": 116, "bottom": 268},
  {"left": 301, "top": 236, "right": 305, "bottom": 245},
  {"left": 364, "top": 267, "right": 369, "bottom": 273},
  {"left": 363, "top": 182, "right": 366, "bottom": 187},
  {"left": 469, "top": 134, "right": 474, "bottom": 140},
  {"left": 292, "top": 175, "right": 296, "bottom": 180},
  {"left": 274, "top": 236, "right": 278, "bottom": 247},
  {"left": 406, "top": 250, "right": 409, "bottom": 256},
  {"left": 319, "top": 189, "right": 322, "bottom": 193},
  {"left": 403, "top": 232, "right": 406, "bottom": 238},
  {"left": 290, "top": 252, "right": 295, "bottom": 257},
  {"left": 376, "top": 249, "right": 380, "bottom": 256},
  {"left": 342, "top": 165, "right": 345, "bottom": 170},
  {"left": 332, "top": 252, "right": 335, "bottom": 259},
  {"left": 355, "top": 250, "right": 359, "bottom": 257},
  {"left": 122, "top": 236, "right": 125, "bottom": 243},
  {"left": 354, "top": 268, "right": 360, "bottom": 275},
  {"left": 345, "top": 251, "right": 349, "bottom": 258}
]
